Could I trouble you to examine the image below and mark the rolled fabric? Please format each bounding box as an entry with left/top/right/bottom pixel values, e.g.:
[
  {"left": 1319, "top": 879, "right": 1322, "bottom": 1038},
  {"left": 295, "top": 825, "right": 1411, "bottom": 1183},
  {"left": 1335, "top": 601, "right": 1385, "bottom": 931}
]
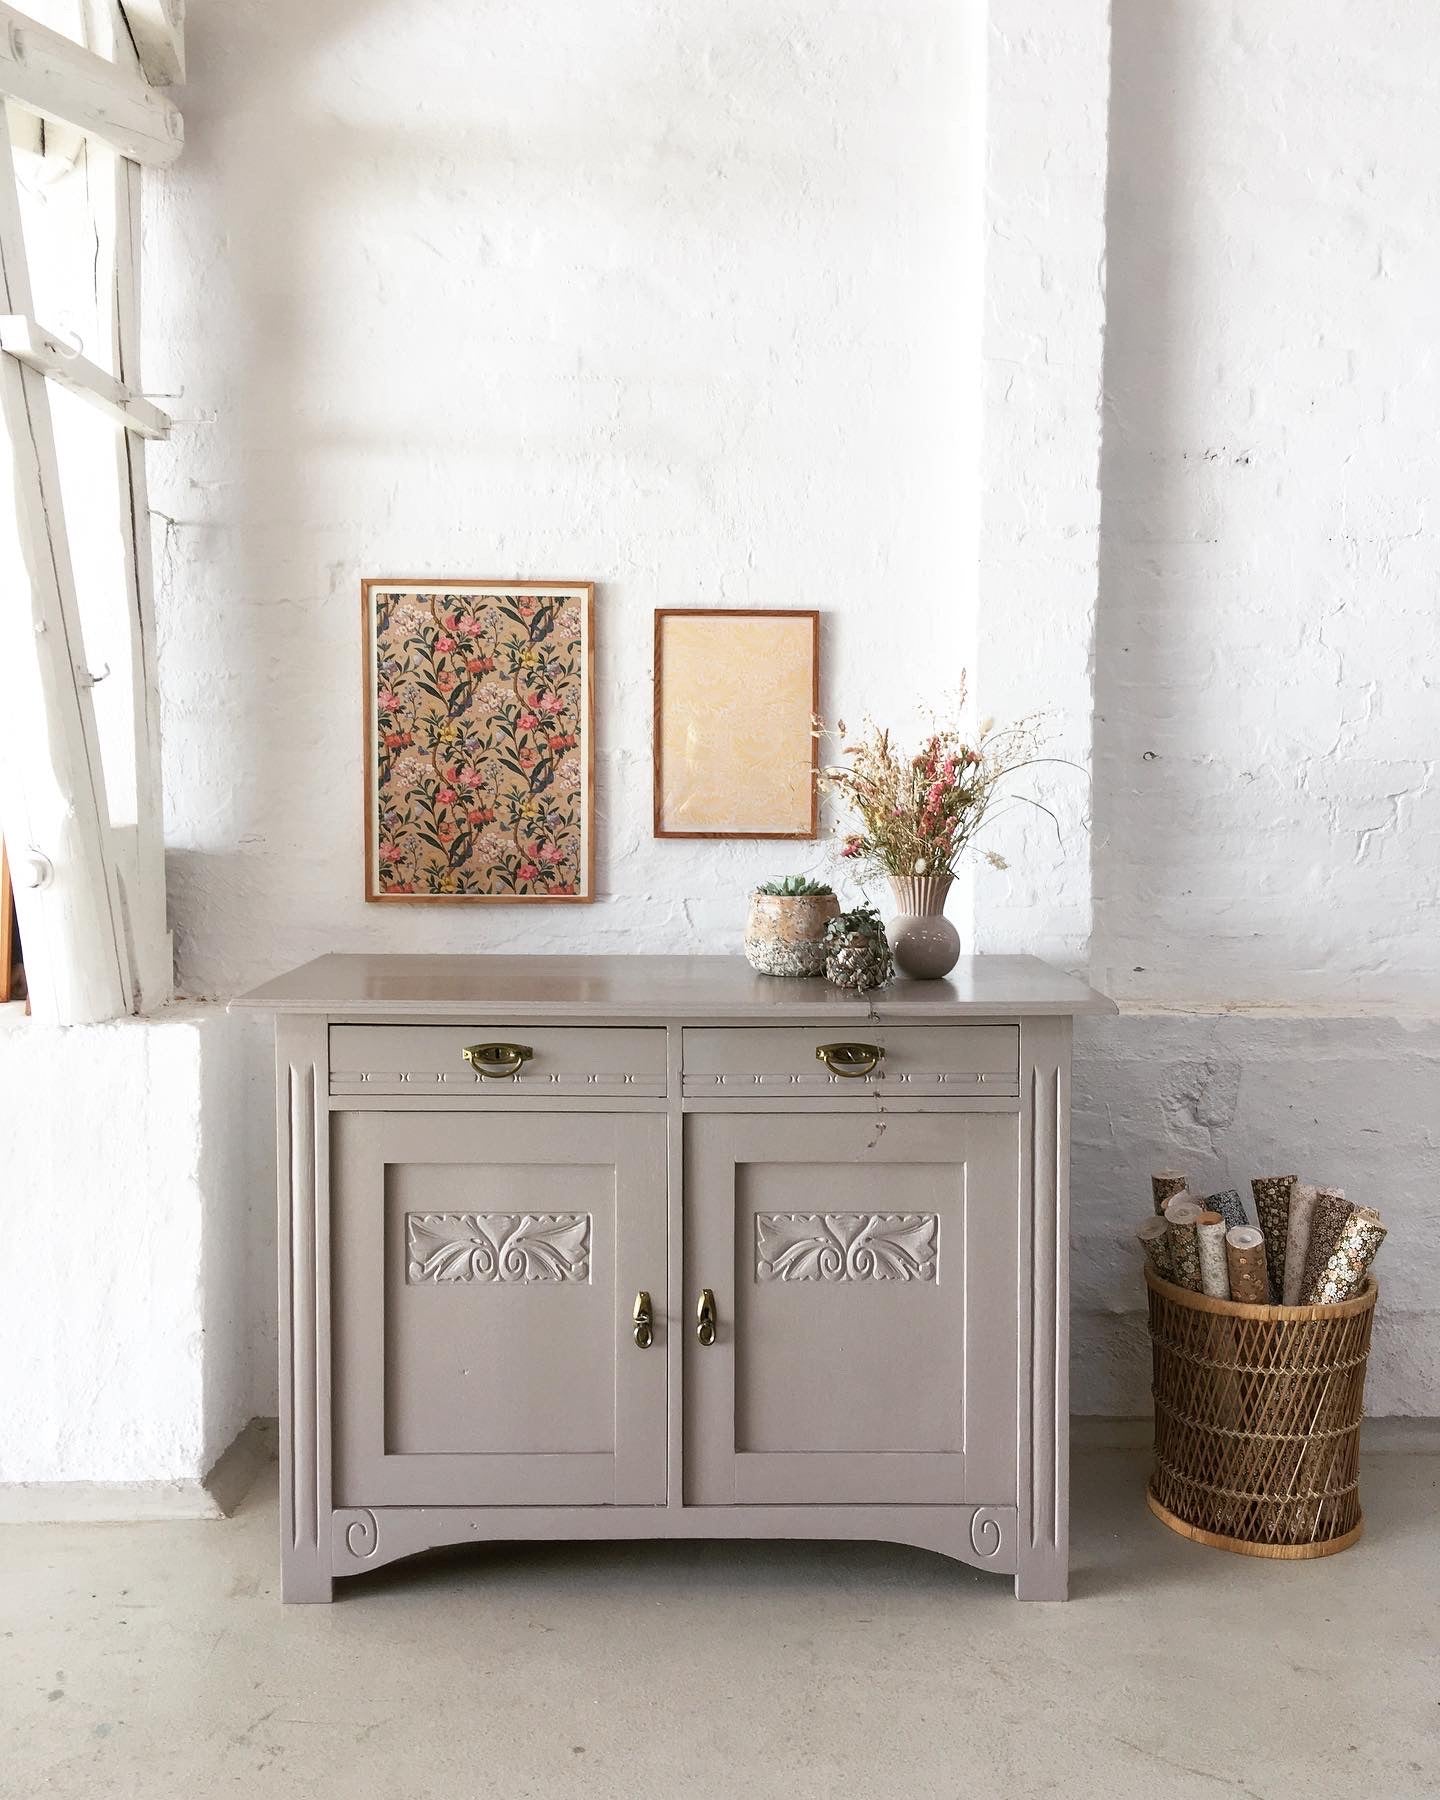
[
  {"left": 1298, "top": 1188, "right": 1352, "bottom": 1305},
  {"left": 1251, "top": 1175, "right": 1297, "bottom": 1302},
  {"left": 1201, "top": 1189, "right": 1248, "bottom": 1232},
  {"left": 1281, "top": 1183, "right": 1318, "bottom": 1306},
  {"left": 1196, "top": 1212, "right": 1230, "bottom": 1298},
  {"left": 1226, "top": 1225, "right": 1269, "bottom": 1304},
  {"left": 1137, "top": 1216, "right": 1173, "bottom": 1281},
  {"left": 1165, "top": 1199, "right": 1205, "bottom": 1292},
  {"left": 1151, "top": 1171, "right": 1189, "bottom": 1217},
  {"left": 1306, "top": 1206, "right": 1385, "bottom": 1306}
]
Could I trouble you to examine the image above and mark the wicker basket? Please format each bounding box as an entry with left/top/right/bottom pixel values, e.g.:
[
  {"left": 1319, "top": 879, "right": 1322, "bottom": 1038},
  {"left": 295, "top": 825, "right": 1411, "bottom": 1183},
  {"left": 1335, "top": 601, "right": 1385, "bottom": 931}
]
[{"left": 1145, "top": 1267, "right": 1377, "bottom": 1559}]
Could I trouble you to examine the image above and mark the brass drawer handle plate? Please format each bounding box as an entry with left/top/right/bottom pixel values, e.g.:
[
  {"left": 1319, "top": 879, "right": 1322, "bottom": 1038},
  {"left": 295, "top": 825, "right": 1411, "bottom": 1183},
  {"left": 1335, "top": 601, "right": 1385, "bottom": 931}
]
[
  {"left": 815, "top": 1042, "right": 884, "bottom": 1079},
  {"left": 462, "top": 1041, "right": 535, "bottom": 1079},
  {"left": 696, "top": 1288, "right": 717, "bottom": 1347},
  {"left": 632, "top": 1290, "right": 654, "bottom": 1349}
]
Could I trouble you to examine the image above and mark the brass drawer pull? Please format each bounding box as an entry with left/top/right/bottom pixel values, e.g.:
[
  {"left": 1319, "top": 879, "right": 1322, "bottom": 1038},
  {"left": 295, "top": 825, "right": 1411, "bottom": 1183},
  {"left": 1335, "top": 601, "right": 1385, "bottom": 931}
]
[
  {"left": 632, "top": 1291, "right": 654, "bottom": 1350},
  {"left": 462, "top": 1041, "right": 534, "bottom": 1079},
  {"left": 696, "top": 1288, "right": 717, "bottom": 1347},
  {"left": 815, "top": 1042, "right": 884, "bottom": 1079}
]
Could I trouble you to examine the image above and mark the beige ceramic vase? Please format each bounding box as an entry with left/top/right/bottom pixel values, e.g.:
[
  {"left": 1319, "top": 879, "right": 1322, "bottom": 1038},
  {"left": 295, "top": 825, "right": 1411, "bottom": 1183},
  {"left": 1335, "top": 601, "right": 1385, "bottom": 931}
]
[
  {"left": 744, "top": 891, "right": 841, "bottom": 977},
  {"left": 887, "top": 874, "right": 961, "bottom": 980}
]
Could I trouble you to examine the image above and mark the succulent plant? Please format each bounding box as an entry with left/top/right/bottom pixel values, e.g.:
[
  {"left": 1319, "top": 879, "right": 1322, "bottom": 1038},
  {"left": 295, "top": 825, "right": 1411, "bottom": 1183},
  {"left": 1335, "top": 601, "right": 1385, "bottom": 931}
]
[
  {"left": 756, "top": 875, "right": 834, "bottom": 897},
  {"left": 824, "top": 905, "right": 886, "bottom": 942}
]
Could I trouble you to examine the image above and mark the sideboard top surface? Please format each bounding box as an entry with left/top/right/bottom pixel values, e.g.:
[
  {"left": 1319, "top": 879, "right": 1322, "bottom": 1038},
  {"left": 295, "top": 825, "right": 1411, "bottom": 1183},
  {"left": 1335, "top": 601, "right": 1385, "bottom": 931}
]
[{"left": 232, "top": 952, "right": 1116, "bottom": 1020}]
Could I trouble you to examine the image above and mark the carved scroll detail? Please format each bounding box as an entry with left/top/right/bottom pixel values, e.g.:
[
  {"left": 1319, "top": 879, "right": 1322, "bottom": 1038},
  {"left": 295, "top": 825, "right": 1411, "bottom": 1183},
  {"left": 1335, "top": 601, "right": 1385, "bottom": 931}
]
[
  {"left": 755, "top": 1212, "right": 938, "bottom": 1283},
  {"left": 969, "top": 1507, "right": 1004, "bottom": 1560},
  {"left": 343, "top": 1508, "right": 380, "bottom": 1559},
  {"left": 406, "top": 1212, "right": 591, "bottom": 1284}
]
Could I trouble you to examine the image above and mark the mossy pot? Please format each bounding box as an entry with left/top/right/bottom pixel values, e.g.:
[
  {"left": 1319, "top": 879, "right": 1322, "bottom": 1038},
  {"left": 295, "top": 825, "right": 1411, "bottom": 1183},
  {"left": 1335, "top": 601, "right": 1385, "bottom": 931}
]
[{"left": 744, "top": 891, "right": 841, "bottom": 978}]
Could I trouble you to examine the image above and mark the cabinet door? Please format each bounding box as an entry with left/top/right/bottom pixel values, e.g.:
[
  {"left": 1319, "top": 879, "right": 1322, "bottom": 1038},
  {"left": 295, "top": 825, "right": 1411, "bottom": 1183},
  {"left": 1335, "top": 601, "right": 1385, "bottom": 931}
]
[
  {"left": 685, "top": 1112, "right": 1017, "bottom": 1506},
  {"left": 333, "top": 1111, "right": 667, "bottom": 1507}
]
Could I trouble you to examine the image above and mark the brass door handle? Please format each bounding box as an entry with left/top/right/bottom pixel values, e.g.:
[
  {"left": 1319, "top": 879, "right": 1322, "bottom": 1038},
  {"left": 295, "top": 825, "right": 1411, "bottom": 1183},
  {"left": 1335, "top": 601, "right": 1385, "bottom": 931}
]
[
  {"left": 632, "top": 1291, "right": 654, "bottom": 1350},
  {"left": 696, "top": 1288, "right": 717, "bottom": 1347},
  {"left": 463, "top": 1041, "right": 534, "bottom": 1079},
  {"left": 815, "top": 1041, "right": 884, "bottom": 1079}
]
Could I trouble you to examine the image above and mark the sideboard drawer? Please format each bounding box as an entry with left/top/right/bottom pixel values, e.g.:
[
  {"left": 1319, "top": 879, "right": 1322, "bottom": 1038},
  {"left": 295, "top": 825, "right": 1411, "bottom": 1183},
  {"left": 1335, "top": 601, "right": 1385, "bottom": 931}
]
[
  {"left": 330, "top": 1026, "right": 668, "bottom": 1098},
  {"left": 681, "top": 1025, "right": 1019, "bottom": 1098}
]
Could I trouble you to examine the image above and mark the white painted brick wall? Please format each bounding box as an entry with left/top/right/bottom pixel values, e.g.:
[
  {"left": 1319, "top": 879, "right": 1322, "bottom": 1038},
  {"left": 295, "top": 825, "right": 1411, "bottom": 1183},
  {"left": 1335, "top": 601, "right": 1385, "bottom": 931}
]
[
  {"left": 1079, "top": 0, "right": 1440, "bottom": 1407},
  {"left": 1092, "top": 0, "right": 1440, "bottom": 1009},
  {"left": 0, "top": 1010, "right": 265, "bottom": 1482},
  {"left": 144, "top": 0, "right": 991, "bottom": 995},
  {"left": 974, "top": 3, "right": 1110, "bottom": 968}
]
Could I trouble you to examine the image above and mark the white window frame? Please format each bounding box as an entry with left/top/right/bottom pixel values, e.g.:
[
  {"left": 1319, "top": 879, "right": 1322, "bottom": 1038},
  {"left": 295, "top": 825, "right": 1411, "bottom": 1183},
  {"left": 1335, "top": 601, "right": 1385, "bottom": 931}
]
[{"left": 0, "top": 0, "right": 182, "bottom": 1023}]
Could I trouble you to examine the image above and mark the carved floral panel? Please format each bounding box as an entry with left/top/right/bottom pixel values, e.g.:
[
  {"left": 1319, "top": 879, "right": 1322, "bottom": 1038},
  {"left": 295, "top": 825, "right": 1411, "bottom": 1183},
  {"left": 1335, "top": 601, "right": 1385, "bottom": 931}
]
[
  {"left": 406, "top": 1212, "right": 591, "bottom": 1284},
  {"left": 755, "top": 1211, "right": 939, "bottom": 1283}
]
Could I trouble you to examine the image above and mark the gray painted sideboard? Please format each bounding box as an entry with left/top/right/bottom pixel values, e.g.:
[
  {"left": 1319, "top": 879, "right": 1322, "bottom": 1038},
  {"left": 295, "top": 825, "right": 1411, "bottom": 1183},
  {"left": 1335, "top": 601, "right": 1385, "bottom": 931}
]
[{"left": 235, "top": 953, "right": 1115, "bottom": 1602}]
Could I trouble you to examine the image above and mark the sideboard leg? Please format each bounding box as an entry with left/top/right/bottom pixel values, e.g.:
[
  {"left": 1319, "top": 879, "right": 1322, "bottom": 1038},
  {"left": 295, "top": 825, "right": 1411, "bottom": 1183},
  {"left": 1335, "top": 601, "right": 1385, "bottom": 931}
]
[
  {"left": 282, "top": 1549, "right": 334, "bottom": 1604},
  {"left": 1017, "top": 1018, "right": 1072, "bottom": 1602},
  {"left": 1015, "top": 1547, "right": 1068, "bottom": 1601},
  {"left": 276, "top": 1019, "right": 335, "bottom": 1608}
]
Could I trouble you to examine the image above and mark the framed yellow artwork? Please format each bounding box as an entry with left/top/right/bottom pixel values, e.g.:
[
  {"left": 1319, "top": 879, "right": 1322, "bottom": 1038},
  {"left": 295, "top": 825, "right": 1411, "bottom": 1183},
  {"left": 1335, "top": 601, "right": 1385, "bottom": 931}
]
[
  {"left": 652, "top": 608, "right": 819, "bottom": 838},
  {"left": 363, "top": 578, "right": 594, "bottom": 900}
]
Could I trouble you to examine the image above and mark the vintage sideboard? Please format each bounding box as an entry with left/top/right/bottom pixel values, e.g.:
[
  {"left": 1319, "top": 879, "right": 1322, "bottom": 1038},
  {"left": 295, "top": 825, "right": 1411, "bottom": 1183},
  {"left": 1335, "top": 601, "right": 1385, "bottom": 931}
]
[{"left": 235, "top": 953, "right": 1114, "bottom": 1602}]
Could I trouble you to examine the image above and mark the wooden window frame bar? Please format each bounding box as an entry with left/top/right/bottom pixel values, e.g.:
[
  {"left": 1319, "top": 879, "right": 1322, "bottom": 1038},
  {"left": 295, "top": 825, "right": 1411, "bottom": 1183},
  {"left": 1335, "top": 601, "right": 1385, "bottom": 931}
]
[{"left": 0, "top": 3, "right": 181, "bottom": 1022}]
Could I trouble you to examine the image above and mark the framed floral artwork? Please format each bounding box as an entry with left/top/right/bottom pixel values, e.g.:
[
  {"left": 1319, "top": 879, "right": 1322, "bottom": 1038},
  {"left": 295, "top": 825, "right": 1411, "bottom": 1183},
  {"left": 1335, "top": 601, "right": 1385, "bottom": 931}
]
[
  {"left": 363, "top": 579, "right": 594, "bottom": 901},
  {"left": 652, "top": 608, "right": 819, "bottom": 838}
]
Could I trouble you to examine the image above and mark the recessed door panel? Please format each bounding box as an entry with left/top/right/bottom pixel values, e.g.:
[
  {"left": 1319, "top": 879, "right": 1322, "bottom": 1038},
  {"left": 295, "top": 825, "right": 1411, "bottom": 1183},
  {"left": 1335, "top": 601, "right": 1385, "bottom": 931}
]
[
  {"left": 686, "top": 1112, "right": 1018, "bottom": 1506},
  {"left": 334, "top": 1112, "right": 667, "bottom": 1507},
  {"left": 387, "top": 1166, "right": 614, "bottom": 1458},
  {"left": 738, "top": 1164, "right": 959, "bottom": 1456}
]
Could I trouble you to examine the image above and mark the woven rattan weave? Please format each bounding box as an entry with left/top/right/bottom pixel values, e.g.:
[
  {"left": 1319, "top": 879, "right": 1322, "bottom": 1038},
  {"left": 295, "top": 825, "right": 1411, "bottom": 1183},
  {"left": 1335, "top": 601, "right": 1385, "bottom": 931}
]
[{"left": 1145, "top": 1268, "right": 1376, "bottom": 1559}]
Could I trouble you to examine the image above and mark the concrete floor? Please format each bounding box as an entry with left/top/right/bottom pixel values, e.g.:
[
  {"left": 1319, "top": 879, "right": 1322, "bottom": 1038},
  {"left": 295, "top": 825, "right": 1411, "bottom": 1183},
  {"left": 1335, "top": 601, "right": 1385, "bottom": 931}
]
[{"left": 1, "top": 1450, "right": 1436, "bottom": 1800}]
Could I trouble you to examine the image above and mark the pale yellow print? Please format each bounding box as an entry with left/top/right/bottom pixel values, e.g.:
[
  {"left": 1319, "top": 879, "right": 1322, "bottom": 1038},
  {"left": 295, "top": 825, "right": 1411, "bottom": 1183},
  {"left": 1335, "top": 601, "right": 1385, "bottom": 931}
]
[{"left": 658, "top": 613, "right": 815, "bottom": 833}]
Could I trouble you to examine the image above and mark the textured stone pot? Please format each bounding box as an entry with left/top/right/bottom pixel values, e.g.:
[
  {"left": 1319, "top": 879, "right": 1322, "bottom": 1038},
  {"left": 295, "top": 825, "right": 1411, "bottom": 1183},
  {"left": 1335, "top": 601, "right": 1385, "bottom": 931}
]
[
  {"left": 744, "top": 892, "right": 840, "bottom": 977},
  {"left": 887, "top": 875, "right": 961, "bottom": 980}
]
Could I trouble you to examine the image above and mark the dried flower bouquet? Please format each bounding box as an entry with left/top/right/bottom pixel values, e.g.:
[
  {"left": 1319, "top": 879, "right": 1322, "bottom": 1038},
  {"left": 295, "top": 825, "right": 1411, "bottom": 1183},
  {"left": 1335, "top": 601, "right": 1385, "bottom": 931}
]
[{"left": 817, "top": 680, "right": 1049, "bottom": 883}]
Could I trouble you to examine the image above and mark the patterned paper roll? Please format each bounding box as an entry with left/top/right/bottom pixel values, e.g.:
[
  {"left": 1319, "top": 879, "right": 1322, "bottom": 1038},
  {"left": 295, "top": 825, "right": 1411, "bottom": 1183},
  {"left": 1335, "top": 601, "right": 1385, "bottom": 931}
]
[
  {"left": 1306, "top": 1207, "right": 1386, "bottom": 1305},
  {"left": 1165, "top": 1200, "right": 1205, "bottom": 1292},
  {"left": 1281, "top": 1183, "right": 1318, "bottom": 1306},
  {"left": 1196, "top": 1212, "right": 1230, "bottom": 1299},
  {"left": 1137, "top": 1216, "right": 1173, "bottom": 1281},
  {"left": 1202, "top": 1189, "right": 1248, "bottom": 1232},
  {"left": 1151, "top": 1171, "right": 1190, "bottom": 1216},
  {"left": 1298, "top": 1188, "right": 1352, "bottom": 1307},
  {"left": 1163, "top": 1191, "right": 1197, "bottom": 1220},
  {"left": 1251, "top": 1175, "right": 1297, "bottom": 1302},
  {"left": 1225, "top": 1226, "right": 1269, "bottom": 1304}
]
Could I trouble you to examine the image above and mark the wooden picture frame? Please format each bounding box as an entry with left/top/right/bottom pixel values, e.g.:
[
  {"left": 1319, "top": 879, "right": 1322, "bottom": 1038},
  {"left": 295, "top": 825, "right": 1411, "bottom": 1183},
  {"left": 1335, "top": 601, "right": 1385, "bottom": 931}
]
[
  {"left": 652, "top": 608, "right": 819, "bottom": 839},
  {"left": 362, "top": 579, "right": 595, "bottom": 902}
]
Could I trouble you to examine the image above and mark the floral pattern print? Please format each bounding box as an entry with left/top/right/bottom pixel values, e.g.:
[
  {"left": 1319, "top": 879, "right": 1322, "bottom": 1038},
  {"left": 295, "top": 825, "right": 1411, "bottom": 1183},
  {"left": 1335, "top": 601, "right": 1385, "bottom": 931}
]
[{"left": 368, "top": 584, "right": 590, "bottom": 899}]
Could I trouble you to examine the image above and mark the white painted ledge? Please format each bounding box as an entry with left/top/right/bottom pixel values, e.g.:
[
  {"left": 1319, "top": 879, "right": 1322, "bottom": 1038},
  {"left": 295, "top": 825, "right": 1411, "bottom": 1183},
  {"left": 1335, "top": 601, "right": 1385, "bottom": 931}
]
[{"left": 0, "top": 1418, "right": 274, "bottom": 1523}]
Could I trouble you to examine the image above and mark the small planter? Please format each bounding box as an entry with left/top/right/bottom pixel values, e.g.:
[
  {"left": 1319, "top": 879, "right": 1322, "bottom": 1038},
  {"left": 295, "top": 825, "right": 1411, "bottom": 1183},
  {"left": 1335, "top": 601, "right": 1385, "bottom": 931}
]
[
  {"left": 744, "top": 891, "right": 840, "bottom": 978},
  {"left": 823, "top": 906, "right": 894, "bottom": 992},
  {"left": 1145, "top": 1267, "right": 1377, "bottom": 1559}
]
